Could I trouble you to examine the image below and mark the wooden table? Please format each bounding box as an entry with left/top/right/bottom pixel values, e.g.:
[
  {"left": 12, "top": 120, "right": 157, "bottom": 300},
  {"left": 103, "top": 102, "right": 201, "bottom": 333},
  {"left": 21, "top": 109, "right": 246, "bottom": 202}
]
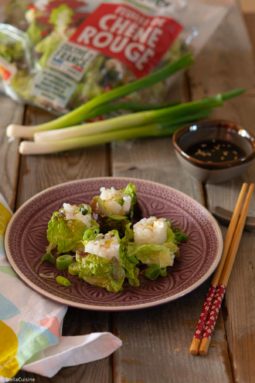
[{"left": 1, "top": 3, "right": 255, "bottom": 383}]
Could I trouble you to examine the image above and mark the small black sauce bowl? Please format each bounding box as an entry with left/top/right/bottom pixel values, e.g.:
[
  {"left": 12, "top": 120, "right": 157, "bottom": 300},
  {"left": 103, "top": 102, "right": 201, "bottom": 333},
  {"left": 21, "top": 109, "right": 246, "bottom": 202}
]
[{"left": 172, "top": 120, "right": 255, "bottom": 184}]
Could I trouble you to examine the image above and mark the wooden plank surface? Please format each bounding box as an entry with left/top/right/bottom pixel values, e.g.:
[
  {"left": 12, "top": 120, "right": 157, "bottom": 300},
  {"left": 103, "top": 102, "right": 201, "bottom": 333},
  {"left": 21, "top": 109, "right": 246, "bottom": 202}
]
[
  {"left": 14, "top": 106, "right": 112, "bottom": 382},
  {"left": 188, "top": 4, "right": 255, "bottom": 383},
  {"left": 111, "top": 77, "right": 233, "bottom": 382},
  {"left": 113, "top": 287, "right": 233, "bottom": 383}
]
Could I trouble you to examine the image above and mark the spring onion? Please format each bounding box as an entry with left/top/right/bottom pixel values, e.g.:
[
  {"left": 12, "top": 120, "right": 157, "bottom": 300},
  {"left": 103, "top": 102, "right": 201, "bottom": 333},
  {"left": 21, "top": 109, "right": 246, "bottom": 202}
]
[
  {"left": 68, "top": 262, "right": 80, "bottom": 276},
  {"left": 82, "top": 100, "right": 180, "bottom": 118},
  {"left": 56, "top": 255, "right": 73, "bottom": 271},
  {"left": 56, "top": 275, "right": 71, "bottom": 287},
  {"left": 41, "top": 252, "right": 56, "bottom": 265},
  {"left": 7, "top": 53, "right": 193, "bottom": 138},
  {"left": 18, "top": 87, "right": 245, "bottom": 155},
  {"left": 18, "top": 110, "right": 212, "bottom": 155},
  {"left": 7, "top": 100, "right": 179, "bottom": 139},
  {"left": 19, "top": 124, "right": 176, "bottom": 155},
  {"left": 106, "top": 101, "right": 180, "bottom": 112},
  {"left": 34, "top": 89, "right": 244, "bottom": 143},
  {"left": 34, "top": 94, "right": 224, "bottom": 143}
]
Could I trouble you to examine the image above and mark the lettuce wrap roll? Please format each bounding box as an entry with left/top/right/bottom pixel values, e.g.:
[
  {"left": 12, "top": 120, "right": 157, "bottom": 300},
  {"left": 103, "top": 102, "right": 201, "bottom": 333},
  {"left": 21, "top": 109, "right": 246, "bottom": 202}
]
[
  {"left": 127, "top": 216, "right": 187, "bottom": 280},
  {"left": 46, "top": 203, "right": 98, "bottom": 255},
  {"left": 69, "top": 228, "right": 139, "bottom": 293},
  {"left": 91, "top": 183, "right": 137, "bottom": 235}
]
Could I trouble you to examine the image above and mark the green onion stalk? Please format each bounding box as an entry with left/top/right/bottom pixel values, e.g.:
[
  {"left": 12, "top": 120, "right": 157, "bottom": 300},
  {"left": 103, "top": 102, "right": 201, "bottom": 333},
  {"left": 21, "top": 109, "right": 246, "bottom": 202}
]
[
  {"left": 33, "top": 89, "right": 244, "bottom": 143},
  {"left": 7, "top": 53, "right": 194, "bottom": 139},
  {"left": 18, "top": 110, "right": 214, "bottom": 155},
  {"left": 34, "top": 94, "right": 225, "bottom": 143},
  {"left": 84, "top": 100, "right": 181, "bottom": 118},
  {"left": 19, "top": 88, "right": 245, "bottom": 155}
]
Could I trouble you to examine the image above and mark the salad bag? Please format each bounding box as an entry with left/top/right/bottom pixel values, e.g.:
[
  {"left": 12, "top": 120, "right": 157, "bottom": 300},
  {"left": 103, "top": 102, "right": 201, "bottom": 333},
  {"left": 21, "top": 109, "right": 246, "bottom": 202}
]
[
  {"left": 0, "top": 0, "right": 230, "bottom": 114},
  {"left": 0, "top": 194, "right": 121, "bottom": 380}
]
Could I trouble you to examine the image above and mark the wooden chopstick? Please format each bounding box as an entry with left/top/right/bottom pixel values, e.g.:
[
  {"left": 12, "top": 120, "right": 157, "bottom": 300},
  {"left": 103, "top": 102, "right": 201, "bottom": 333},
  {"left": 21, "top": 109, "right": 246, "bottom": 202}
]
[
  {"left": 198, "top": 183, "right": 254, "bottom": 355},
  {"left": 189, "top": 183, "right": 248, "bottom": 355},
  {"left": 189, "top": 183, "right": 254, "bottom": 356},
  {"left": 210, "top": 183, "right": 249, "bottom": 287}
]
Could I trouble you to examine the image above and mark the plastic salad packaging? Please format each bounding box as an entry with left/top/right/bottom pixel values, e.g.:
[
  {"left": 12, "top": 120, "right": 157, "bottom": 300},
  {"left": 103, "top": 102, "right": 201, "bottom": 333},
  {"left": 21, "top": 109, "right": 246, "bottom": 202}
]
[{"left": 0, "top": 0, "right": 230, "bottom": 114}]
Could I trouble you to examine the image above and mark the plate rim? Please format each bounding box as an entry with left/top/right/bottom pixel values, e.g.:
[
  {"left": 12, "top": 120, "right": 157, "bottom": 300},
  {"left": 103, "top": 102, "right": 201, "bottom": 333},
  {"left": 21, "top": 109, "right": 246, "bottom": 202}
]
[{"left": 4, "top": 177, "right": 223, "bottom": 311}]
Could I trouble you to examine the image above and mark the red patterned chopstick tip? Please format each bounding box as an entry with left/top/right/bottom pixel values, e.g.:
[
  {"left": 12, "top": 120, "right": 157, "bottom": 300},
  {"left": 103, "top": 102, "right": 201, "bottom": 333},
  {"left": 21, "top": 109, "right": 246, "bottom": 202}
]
[
  {"left": 202, "top": 284, "right": 226, "bottom": 339},
  {"left": 194, "top": 285, "right": 216, "bottom": 339}
]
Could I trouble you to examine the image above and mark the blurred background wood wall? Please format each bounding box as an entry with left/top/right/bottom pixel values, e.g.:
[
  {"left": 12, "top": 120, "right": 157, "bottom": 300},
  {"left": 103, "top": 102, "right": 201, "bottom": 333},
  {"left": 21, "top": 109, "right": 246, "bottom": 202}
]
[
  {"left": 238, "top": 0, "right": 255, "bottom": 52},
  {"left": 239, "top": 0, "right": 255, "bottom": 13}
]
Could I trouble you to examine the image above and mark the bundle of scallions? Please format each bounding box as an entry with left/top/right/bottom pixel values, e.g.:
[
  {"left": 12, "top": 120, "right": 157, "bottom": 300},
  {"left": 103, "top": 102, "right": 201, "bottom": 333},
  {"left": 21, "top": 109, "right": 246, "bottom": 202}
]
[{"left": 6, "top": 53, "right": 245, "bottom": 155}]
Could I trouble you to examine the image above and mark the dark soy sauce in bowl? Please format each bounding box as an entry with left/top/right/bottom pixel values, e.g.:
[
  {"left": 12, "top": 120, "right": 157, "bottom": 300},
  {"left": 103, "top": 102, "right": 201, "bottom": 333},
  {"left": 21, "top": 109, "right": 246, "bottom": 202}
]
[
  {"left": 187, "top": 139, "right": 246, "bottom": 163},
  {"left": 172, "top": 119, "right": 255, "bottom": 183}
]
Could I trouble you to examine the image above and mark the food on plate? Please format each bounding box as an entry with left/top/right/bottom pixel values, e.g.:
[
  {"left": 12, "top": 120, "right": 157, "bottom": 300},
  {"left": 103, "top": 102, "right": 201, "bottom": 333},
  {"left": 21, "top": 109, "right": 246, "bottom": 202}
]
[
  {"left": 91, "top": 183, "right": 137, "bottom": 235},
  {"left": 127, "top": 217, "right": 178, "bottom": 279},
  {"left": 46, "top": 202, "right": 98, "bottom": 254},
  {"left": 91, "top": 183, "right": 136, "bottom": 218},
  {"left": 69, "top": 229, "right": 139, "bottom": 293},
  {"left": 41, "top": 183, "right": 187, "bottom": 292}
]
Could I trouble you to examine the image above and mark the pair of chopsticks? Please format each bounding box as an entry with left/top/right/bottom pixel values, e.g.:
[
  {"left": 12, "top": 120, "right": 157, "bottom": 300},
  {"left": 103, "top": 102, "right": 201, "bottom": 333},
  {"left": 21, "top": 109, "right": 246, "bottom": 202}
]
[{"left": 189, "top": 182, "right": 254, "bottom": 356}]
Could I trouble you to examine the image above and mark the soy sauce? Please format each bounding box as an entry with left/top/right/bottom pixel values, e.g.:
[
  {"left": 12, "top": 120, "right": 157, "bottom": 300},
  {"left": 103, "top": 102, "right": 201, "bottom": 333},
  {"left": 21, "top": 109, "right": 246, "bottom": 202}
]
[{"left": 187, "top": 139, "right": 245, "bottom": 162}]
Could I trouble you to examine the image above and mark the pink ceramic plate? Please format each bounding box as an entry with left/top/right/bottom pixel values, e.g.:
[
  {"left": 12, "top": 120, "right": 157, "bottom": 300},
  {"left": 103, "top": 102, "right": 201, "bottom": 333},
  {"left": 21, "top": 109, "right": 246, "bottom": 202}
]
[{"left": 5, "top": 177, "right": 223, "bottom": 311}]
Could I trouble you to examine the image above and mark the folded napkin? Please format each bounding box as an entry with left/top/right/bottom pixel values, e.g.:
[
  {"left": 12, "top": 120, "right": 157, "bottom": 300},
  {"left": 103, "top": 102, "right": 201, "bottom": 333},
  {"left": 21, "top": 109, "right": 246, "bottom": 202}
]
[{"left": 0, "top": 194, "right": 122, "bottom": 380}]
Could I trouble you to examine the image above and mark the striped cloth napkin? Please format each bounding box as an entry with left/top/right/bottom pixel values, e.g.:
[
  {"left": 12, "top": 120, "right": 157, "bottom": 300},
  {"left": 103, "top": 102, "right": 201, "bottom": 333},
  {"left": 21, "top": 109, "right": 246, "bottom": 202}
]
[{"left": 0, "top": 194, "right": 121, "bottom": 380}]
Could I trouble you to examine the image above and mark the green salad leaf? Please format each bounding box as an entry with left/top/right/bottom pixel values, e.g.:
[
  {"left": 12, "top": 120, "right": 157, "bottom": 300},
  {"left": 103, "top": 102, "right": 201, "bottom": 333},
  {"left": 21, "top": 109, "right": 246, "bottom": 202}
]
[
  {"left": 46, "top": 204, "right": 98, "bottom": 254},
  {"left": 119, "top": 250, "right": 140, "bottom": 287},
  {"left": 49, "top": 4, "right": 74, "bottom": 30},
  {"left": 47, "top": 211, "right": 87, "bottom": 253},
  {"left": 0, "top": 33, "right": 24, "bottom": 63},
  {"left": 35, "top": 33, "right": 64, "bottom": 68},
  {"left": 144, "top": 264, "right": 167, "bottom": 280},
  {"left": 83, "top": 226, "right": 100, "bottom": 242},
  {"left": 76, "top": 254, "right": 125, "bottom": 293},
  {"left": 72, "top": 228, "right": 139, "bottom": 291},
  {"left": 34, "top": 5, "right": 74, "bottom": 67},
  {"left": 122, "top": 183, "right": 137, "bottom": 219},
  {"left": 127, "top": 242, "right": 177, "bottom": 268},
  {"left": 126, "top": 219, "right": 184, "bottom": 274},
  {"left": 26, "top": 21, "right": 42, "bottom": 45}
]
